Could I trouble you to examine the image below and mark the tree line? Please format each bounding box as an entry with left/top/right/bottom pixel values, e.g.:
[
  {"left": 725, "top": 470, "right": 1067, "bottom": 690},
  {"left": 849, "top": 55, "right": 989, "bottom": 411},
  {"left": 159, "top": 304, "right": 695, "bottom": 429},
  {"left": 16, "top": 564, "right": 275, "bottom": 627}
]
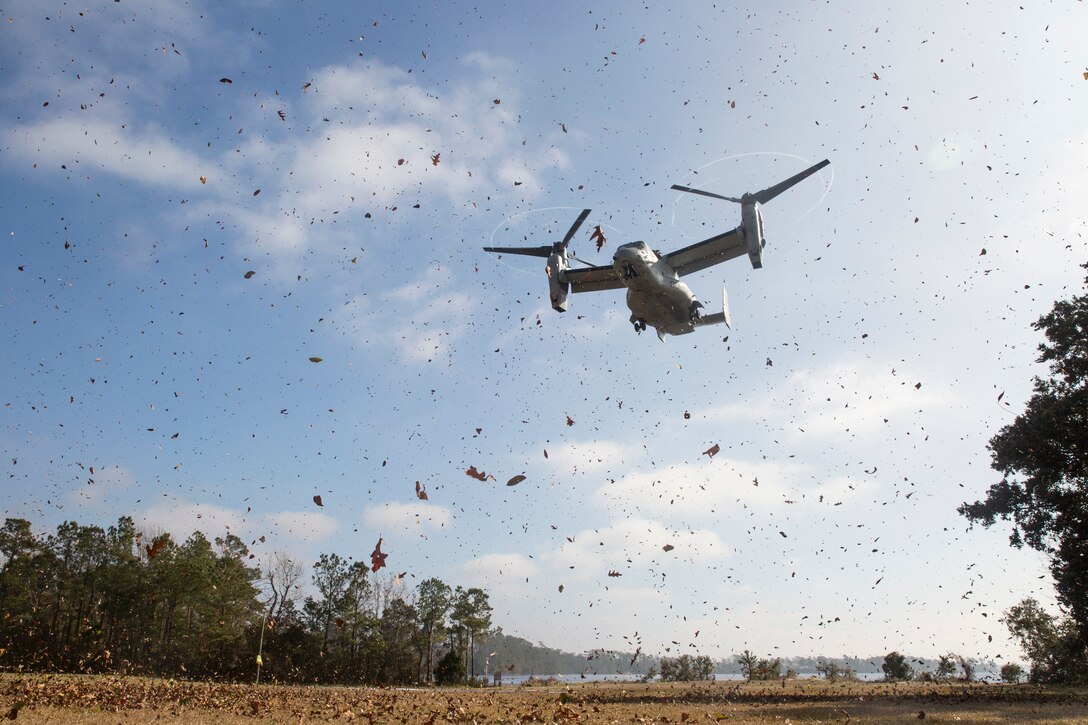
[
  {"left": 0, "top": 516, "right": 493, "bottom": 684},
  {"left": 959, "top": 264, "right": 1088, "bottom": 684}
]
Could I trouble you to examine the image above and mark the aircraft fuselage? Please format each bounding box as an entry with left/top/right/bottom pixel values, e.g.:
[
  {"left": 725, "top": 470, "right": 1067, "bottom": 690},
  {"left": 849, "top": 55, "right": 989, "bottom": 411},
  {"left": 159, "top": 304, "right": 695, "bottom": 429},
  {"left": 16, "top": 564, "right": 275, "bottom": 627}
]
[{"left": 612, "top": 241, "right": 701, "bottom": 336}]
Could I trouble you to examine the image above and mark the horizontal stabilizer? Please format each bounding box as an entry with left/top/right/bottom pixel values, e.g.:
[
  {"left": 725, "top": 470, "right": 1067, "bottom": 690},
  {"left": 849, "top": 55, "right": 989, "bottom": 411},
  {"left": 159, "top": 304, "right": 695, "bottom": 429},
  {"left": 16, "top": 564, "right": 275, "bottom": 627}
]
[{"left": 694, "top": 288, "right": 732, "bottom": 329}]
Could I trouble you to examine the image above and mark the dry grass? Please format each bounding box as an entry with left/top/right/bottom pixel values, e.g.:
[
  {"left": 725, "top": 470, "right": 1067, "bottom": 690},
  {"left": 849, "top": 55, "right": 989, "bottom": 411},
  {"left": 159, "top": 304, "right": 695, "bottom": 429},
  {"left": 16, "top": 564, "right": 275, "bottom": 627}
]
[{"left": 2, "top": 673, "right": 1087, "bottom": 723}]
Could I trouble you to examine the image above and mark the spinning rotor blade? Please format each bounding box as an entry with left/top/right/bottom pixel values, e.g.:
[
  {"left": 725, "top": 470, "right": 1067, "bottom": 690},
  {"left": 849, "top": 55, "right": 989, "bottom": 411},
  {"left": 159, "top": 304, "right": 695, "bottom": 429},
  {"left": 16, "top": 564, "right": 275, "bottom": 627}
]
[
  {"left": 561, "top": 208, "right": 592, "bottom": 248},
  {"left": 670, "top": 184, "right": 743, "bottom": 203},
  {"left": 749, "top": 158, "right": 830, "bottom": 205},
  {"left": 482, "top": 245, "right": 552, "bottom": 258},
  {"left": 485, "top": 209, "right": 592, "bottom": 259},
  {"left": 671, "top": 159, "right": 830, "bottom": 206}
]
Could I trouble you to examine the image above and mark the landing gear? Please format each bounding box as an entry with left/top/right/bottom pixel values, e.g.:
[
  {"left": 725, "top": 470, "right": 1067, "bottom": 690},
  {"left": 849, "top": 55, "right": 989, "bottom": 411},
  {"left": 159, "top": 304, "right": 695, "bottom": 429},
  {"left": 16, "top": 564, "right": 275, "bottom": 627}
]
[
  {"left": 633, "top": 319, "right": 647, "bottom": 334},
  {"left": 688, "top": 300, "right": 704, "bottom": 322}
]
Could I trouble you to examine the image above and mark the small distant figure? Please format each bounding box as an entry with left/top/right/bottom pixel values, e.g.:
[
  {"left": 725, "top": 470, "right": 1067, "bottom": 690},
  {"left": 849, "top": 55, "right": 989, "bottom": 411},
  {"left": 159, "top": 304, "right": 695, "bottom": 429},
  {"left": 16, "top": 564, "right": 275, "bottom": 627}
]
[{"left": 493, "top": 671, "right": 502, "bottom": 686}]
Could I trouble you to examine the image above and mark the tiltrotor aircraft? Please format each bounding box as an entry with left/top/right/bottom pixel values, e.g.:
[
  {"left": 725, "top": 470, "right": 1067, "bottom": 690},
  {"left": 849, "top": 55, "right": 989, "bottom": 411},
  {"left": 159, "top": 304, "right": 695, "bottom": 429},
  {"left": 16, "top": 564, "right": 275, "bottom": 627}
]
[{"left": 484, "top": 158, "right": 830, "bottom": 340}]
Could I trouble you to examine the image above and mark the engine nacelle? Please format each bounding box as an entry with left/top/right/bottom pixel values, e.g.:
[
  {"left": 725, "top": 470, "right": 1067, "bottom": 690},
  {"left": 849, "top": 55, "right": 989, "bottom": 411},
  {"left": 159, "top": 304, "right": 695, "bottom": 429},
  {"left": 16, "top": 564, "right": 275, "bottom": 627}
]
[
  {"left": 741, "top": 201, "right": 765, "bottom": 269},
  {"left": 547, "top": 251, "right": 570, "bottom": 312}
]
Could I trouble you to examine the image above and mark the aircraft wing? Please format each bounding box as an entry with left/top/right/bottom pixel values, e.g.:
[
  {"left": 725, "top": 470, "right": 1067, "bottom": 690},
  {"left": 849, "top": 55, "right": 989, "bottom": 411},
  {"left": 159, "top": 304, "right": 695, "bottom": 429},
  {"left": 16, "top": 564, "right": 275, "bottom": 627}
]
[
  {"left": 562, "top": 264, "right": 625, "bottom": 293},
  {"left": 663, "top": 228, "right": 745, "bottom": 277}
]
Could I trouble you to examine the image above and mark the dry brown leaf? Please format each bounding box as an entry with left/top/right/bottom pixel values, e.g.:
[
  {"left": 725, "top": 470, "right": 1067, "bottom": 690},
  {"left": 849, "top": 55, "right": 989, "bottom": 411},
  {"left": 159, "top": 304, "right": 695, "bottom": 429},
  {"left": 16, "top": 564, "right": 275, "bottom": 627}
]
[
  {"left": 371, "top": 537, "right": 387, "bottom": 572},
  {"left": 465, "top": 466, "right": 492, "bottom": 481}
]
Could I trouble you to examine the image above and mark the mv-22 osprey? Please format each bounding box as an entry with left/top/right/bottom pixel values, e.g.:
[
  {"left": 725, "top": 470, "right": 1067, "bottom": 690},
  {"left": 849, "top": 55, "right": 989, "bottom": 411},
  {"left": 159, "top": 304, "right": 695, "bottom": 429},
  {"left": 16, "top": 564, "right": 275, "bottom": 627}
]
[{"left": 484, "top": 158, "right": 830, "bottom": 340}]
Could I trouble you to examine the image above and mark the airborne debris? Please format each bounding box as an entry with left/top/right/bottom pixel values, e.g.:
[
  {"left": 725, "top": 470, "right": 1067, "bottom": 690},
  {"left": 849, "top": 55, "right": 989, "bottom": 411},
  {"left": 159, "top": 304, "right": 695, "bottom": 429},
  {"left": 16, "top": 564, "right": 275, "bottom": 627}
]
[
  {"left": 465, "top": 466, "right": 493, "bottom": 481},
  {"left": 371, "top": 538, "right": 387, "bottom": 572},
  {"left": 589, "top": 225, "right": 607, "bottom": 252}
]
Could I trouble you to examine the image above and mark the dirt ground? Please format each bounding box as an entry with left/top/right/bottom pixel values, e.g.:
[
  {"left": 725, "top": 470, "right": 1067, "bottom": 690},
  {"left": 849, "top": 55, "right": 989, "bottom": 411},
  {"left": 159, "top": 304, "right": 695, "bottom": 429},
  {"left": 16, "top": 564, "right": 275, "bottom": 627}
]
[{"left": 3, "top": 674, "right": 1087, "bottom": 723}]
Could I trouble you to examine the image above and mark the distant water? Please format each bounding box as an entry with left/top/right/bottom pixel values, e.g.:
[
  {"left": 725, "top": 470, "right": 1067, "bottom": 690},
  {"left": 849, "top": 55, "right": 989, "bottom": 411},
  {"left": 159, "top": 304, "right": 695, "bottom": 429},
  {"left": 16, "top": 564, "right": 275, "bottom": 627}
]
[{"left": 494, "top": 671, "right": 997, "bottom": 685}]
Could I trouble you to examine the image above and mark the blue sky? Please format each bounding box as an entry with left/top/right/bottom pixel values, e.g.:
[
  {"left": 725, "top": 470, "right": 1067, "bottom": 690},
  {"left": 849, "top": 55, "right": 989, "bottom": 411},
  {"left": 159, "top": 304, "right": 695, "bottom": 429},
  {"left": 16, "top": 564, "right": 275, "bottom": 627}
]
[{"left": 2, "top": 0, "right": 1086, "bottom": 664}]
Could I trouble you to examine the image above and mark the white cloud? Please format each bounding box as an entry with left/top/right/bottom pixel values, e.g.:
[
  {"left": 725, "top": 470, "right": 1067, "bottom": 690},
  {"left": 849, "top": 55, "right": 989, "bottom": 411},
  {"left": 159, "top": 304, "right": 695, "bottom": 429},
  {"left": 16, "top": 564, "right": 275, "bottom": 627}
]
[
  {"left": 137, "top": 499, "right": 247, "bottom": 542},
  {"left": 542, "top": 518, "right": 727, "bottom": 581},
  {"left": 593, "top": 456, "right": 854, "bottom": 520},
  {"left": 264, "top": 510, "right": 339, "bottom": 542},
  {"left": 702, "top": 358, "right": 956, "bottom": 441},
  {"left": 539, "top": 439, "right": 639, "bottom": 477},
  {"left": 363, "top": 501, "right": 453, "bottom": 532},
  {"left": 65, "top": 464, "right": 136, "bottom": 508},
  {"left": 342, "top": 265, "right": 480, "bottom": 365},
  {"left": 3, "top": 117, "right": 210, "bottom": 189},
  {"left": 461, "top": 552, "right": 539, "bottom": 585}
]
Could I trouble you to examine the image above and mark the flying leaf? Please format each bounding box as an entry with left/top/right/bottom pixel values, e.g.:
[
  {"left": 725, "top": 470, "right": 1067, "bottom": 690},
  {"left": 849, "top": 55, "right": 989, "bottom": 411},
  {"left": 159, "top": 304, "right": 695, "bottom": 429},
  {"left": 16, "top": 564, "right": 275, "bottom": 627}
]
[
  {"left": 465, "top": 465, "right": 492, "bottom": 481},
  {"left": 145, "top": 538, "right": 166, "bottom": 559},
  {"left": 277, "top": 109, "right": 286, "bottom": 121},
  {"left": 371, "top": 537, "right": 388, "bottom": 572},
  {"left": 199, "top": 175, "right": 207, "bottom": 184},
  {"left": 566, "top": 415, "right": 575, "bottom": 427},
  {"left": 313, "top": 494, "right": 323, "bottom": 507},
  {"left": 219, "top": 77, "right": 233, "bottom": 84},
  {"left": 301, "top": 81, "right": 312, "bottom": 92},
  {"left": 309, "top": 357, "right": 323, "bottom": 363},
  {"left": 431, "top": 153, "right": 441, "bottom": 166},
  {"left": 662, "top": 544, "right": 675, "bottom": 552},
  {"left": 506, "top": 474, "right": 526, "bottom": 487},
  {"left": 415, "top": 481, "right": 428, "bottom": 500},
  {"left": 558, "top": 584, "right": 564, "bottom": 593},
  {"left": 703, "top": 443, "right": 720, "bottom": 458},
  {"left": 243, "top": 270, "right": 256, "bottom": 279},
  {"left": 589, "top": 225, "right": 607, "bottom": 252},
  {"left": 608, "top": 570, "right": 622, "bottom": 577}
]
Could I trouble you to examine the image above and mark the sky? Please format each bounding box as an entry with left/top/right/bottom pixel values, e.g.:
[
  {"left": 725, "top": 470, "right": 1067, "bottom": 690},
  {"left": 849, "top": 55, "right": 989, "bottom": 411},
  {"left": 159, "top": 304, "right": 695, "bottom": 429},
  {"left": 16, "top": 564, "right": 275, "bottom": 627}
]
[{"left": 1, "top": 0, "right": 1086, "bottom": 665}]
